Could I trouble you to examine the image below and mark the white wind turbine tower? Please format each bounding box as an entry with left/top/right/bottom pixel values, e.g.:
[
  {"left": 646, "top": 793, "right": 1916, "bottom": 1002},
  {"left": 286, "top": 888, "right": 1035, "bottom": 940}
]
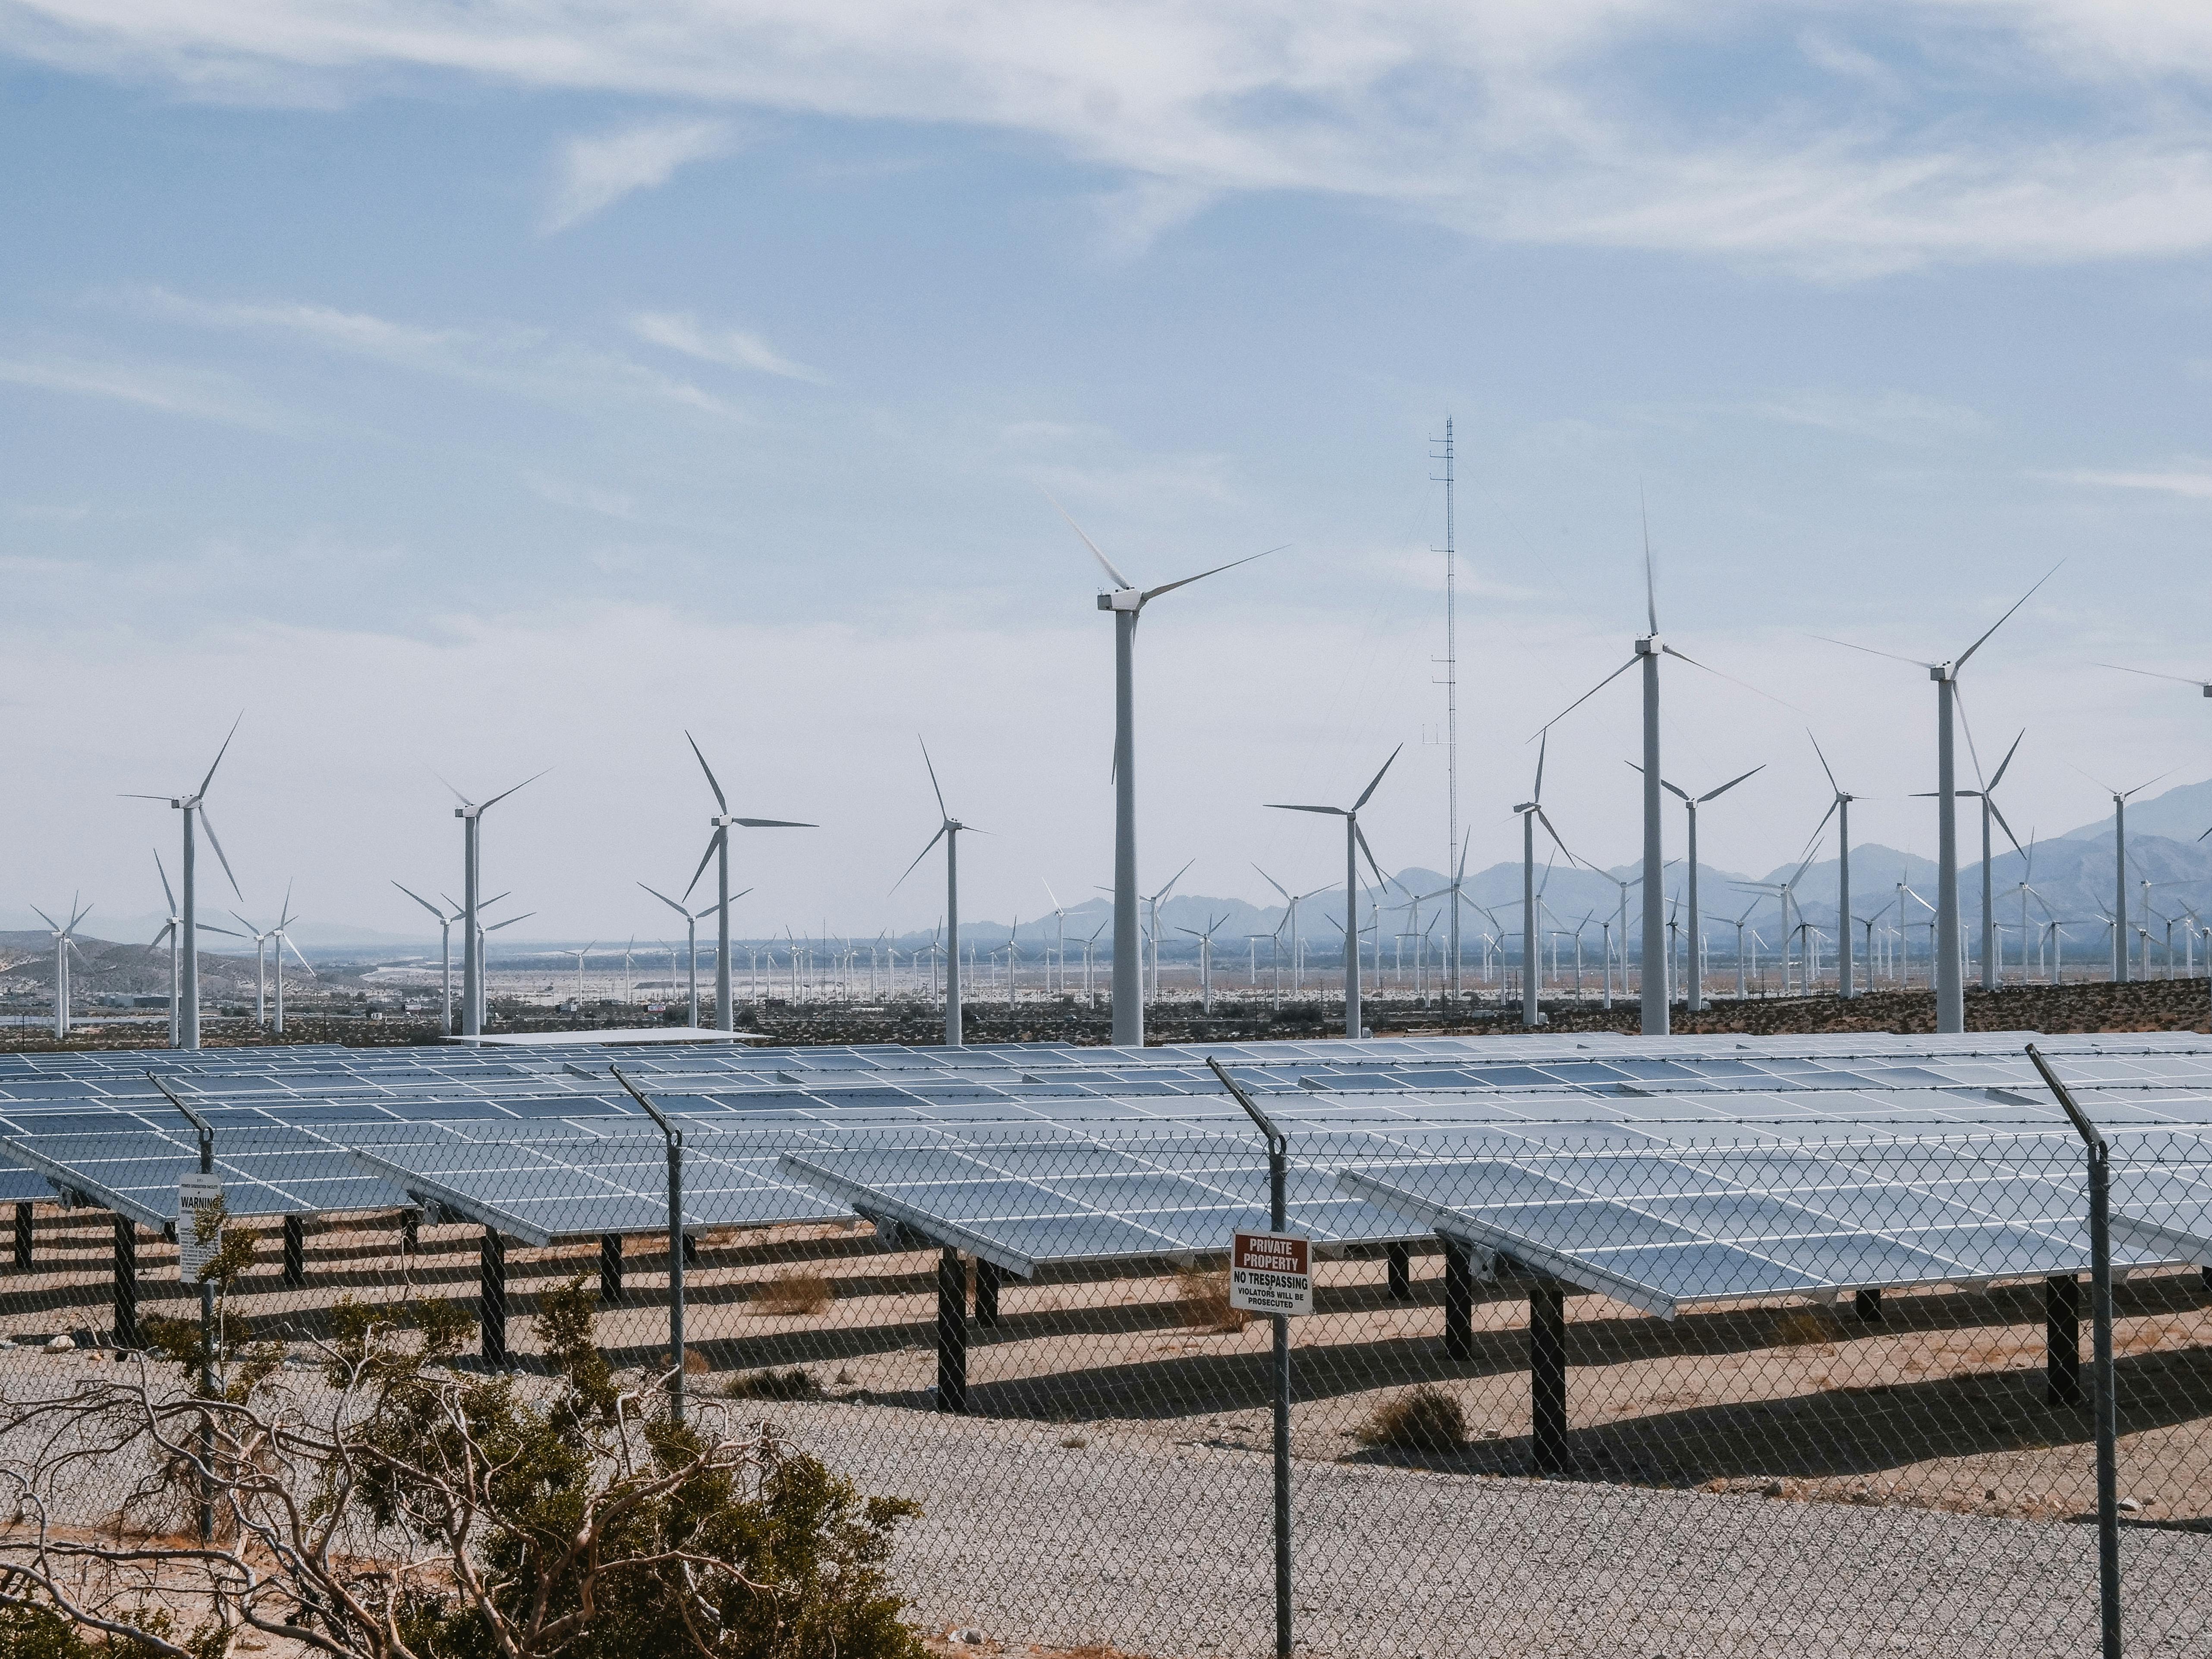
[
  {"left": 1048, "top": 490, "right": 1280, "bottom": 1049},
  {"left": 1041, "top": 882, "right": 1070, "bottom": 996},
  {"left": 1254, "top": 866, "right": 1328, "bottom": 999},
  {"left": 149, "top": 853, "right": 238, "bottom": 1048},
  {"left": 230, "top": 907, "right": 274, "bottom": 1025},
  {"left": 1957, "top": 730, "right": 2026, "bottom": 990},
  {"left": 2070, "top": 765, "right": 2170, "bottom": 983},
  {"left": 473, "top": 910, "right": 535, "bottom": 1019},
  {"left": 1512, "top": 736, "right": 1580, "bottom": 1028},
  {"left": 1268, "top": 747, "right": 1400, "bottom": 1039},
  {"left": 683, "top": 733, "right": 813, "bottom": 1034},
  {"left": 127, "top": 717, "right": 246, "bottom": 1051},
  {"left": 29, "top": 899, "right": 91, "bottom": 1040},
  {"left": 1817, "top": 564, "right": 2059, "bottom": 1032},
  {"left": 641, "top": 883, "right": 745, "bottom": 1028},
  {"left": 1176, "top": 913, "right": 1228, "bottom": 1013},
  {"left": 437, "top": 770, "right": 544, "bottom": 1039},
  {"left": 267, "top": 886, "right": 311, "bottom": 1034},
  {"left": 1538, "top": 517, "right": 1760, "bottom": 1035},
  {"left": 392, "top": 881, "right": 460, "bottom": 1033},
  {"left": 563, "top": 942, "right": 599, "bottom": 1006},
  {"left": 894, "top": 738, "right": 978, "bottom": 1046},
  {"left": 1142, "top": 862, "right": 1193, "bottom": 1007},
  {"left": 1804, "top": 733, "right": 1860, "bottom": 998},
  {"left": 1639, "top": 762, "right": 1762, "bottom": 1014}
]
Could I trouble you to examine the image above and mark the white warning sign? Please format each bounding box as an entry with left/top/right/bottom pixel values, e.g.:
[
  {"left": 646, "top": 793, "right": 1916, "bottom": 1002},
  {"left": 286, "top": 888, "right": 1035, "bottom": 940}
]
[
  {"left": 177, "top": 1173, "right": 224, "bottom": 1283},
  {"left": 1229, "top": 1230, "right": 1312, "bottom": 1317}
]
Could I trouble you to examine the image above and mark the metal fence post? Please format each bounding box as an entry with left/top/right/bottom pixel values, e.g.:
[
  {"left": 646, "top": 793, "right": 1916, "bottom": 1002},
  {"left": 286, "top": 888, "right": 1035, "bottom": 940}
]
[
  {"left": 2027, "top": 1044, "right": 2121, "bottom": 1659},
  {"left": 614, "top": 1068, "right": 687, "bottom": 1423},
  {"left": 1211, "top": 1058, "right": 1291, "bottom": 1659},
  {"left": 148, "top": 1071, "right": 217, "bottom": 1546}
]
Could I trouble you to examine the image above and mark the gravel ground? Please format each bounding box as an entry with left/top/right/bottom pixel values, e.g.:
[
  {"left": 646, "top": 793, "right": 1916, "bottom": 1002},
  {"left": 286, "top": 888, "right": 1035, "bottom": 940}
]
[{"left": 764, "top": 1402, "right": 2211, "bottom": 1659}]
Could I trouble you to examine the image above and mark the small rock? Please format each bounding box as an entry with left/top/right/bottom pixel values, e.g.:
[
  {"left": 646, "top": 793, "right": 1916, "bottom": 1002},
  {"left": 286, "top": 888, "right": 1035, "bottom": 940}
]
[
  {"left": 1984, "top": 1488, "right": 2000, "bottom": 1502},
  {"left": 1762, "top": 1480, "right": 1786, "bottom": 1498},
  {"left": 44, "top": 1335, "right": 72, "bottom": 1353},
  {"left": 2117, "top": 1498, "right": 2141, "bottom": 1513},
  {"left": 952, "top": 1629, "right": 988, "bottom": 1646}
]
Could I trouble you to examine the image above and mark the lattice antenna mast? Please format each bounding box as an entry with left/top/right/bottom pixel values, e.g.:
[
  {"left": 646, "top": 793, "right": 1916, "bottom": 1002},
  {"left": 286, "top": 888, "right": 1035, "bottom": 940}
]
[{"left": 1432, "top": 416, "right": 1460, "bottom": 999}]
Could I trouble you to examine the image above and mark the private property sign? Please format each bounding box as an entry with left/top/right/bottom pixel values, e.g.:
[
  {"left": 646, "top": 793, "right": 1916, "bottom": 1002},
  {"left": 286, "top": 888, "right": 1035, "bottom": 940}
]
[{"left": 1229, "top": 1230, "right": 1312, "bottom": 1317}]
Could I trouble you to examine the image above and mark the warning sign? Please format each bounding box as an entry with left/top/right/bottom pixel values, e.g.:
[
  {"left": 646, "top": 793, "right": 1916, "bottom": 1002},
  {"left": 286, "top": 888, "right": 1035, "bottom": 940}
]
[
  {"left": 177, "top": 1173, "right": 223, "bottom": 1283},
  {"left": 1229, "top": 1230, "right": 1312, "bottom": 1316}
]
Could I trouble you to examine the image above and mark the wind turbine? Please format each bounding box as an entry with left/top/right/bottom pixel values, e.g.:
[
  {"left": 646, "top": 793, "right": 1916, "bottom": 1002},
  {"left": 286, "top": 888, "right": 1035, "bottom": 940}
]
[
  {"left": 678, "top": 734, "right": 813, "bottom": 1034},
  {"left": 563, "top": 941, "right": 598, "bottom": 1006},
  {"left": 1041, "top": 882, "right": 1070, "bottom": 996},
  {"left": 437, "top": 769, "right": 544, "bottom": 1038},
  {"left": 1135, "top": 861, "right": 1194, "bottom": 1009},
  {"left": 1817, "top": 563, "right": 2059, "bottom": 1031},
  {"left": 894, "top": 738, "right": 977, "bottom": 1046},
  {"left": 126, "top": 717, "right": 246, "bottom": 1051},
  {"left": 1959, "top": 729, "right": 2026, "bottom": 991},
  {"left": 2072, "top": 765, "right": 2170, "bottom": 983},
  {"left": 1509, "top": 737, "right": 1580, "bottom": 1027},
  {"left": 1640, "top": 762, "right": 1761, "bottom": 1014},
  {"left": 1176, "top": 913, "right": 1229, "bottom": 1014},
  {"left": 1049, "top": 489, "right": 1280, "bottom": 1048},
  {"left": 1805, "top": 733, "right": 1860, "bottom": 998},
  {"left": 29, "top": 899, "right": 91, "bottom": 1040},
  {"left": 1254, "top": 866, "right": 1329, "bottom": 999},
  {"left": 393, "top": 881, "right": 461, "bottom": 1033},
  {"left": 267, "top": 886, "right": 311, "bottom": 1034},
  {"left": 230, "top": 907, "right": 274, "bottom": 1026},
  {"left": 1267, "top": 747, "right": 1399, "bottom": 1039},
  {"left": 641, "top": 883, "right": 745, "bottom": 1028},
  {"left": 475, "top": 910, "right": 535, "bottom": 1016}
]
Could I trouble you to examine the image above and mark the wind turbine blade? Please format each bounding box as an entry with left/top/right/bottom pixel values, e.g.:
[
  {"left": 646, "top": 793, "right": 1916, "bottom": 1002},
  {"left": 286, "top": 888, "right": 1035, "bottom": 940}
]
[
  {"left": 28, "top": 906, "right": 56, "bottom": 932},
  {"left": 2123, "top": 769, "right": 2176, "bottom": 800},
  {"left": 1354, "top": 823, "right": 1387, "bottom": 889},
  {"left": 154, "top": 849, "right": 177, "bottom": 914},
  {"left": 196, "top": 712, "right": 243, "bottom": 801},
  {"left": 1988, "top": 729, "right": 2026, "bottom": 791},
  {"left": 1954, "top": 680, "right": 1988, "bottom": 787},
  {"left": 1455, "top": 828, "right": 1472, "bottom": 884},
  {"left": 683, "top": 731, "right": 730, "bottom": 812},
  {"left": 1955, "top": 560, "right": 2063, "bottom": 669},
  {"left": 1252, "top": 864, "right": 1293, "bottom": 904},
  {"left": 480, "top": 769, "right": 549, "bottom": 813},
  {"left": 1804, "top": 796, "right": 1841, "bottom": 847},
  {"left": 1699, "top": 764, "right": 1765, "bottom": 803},
  {"left": 1141, "top": 545, "right": 1284, "bottom": 604},
  {"left": 1041, "top": 878, "right": 1063, "bottom": 912},
  {"left": 149, "top": 922, "right": 175, "bottom": 950},
  {"left": 1154, "top": 858, "right": 1196, "bottom": 902},
  {"left": 1535, "top": 809, "right": 1580, "bottom": 868},
  {"left": 1040, "top": 486, "right": 1135, "bottom": 591},
  {"left": 917, "top": 735, "right": 950, "bottom": 821},
  {"left": 731, "top": 817, "right": 816, "bottom": 829},
  {"left": 1267, "top": 803, "right": 1347, "bottom": 815},
  {"left": 2099, "top": 661, "right": 2212, "bottom": 689},
  {"left": 284, "top": 936, "right": 316, "bottom": 973},
  {"left": 684, "top": 830, "right": 724, "bottom": 902},
  {"left": 639, "top": 881, "right": 689, "bottom": 917},
  {"left": 1531, "top": 730, "right": 1548, "bottom": 803},
  {"left": 429, "top": 768, "right": 470, "bottom": 807},
  {"left": 485, "top": 912, "right": 534, "bottom": 932},
  {"left": 1659, "top": 778, "right": 1688, "bottom": 802},
  {"left": 1806, "top": 729, "right": 1841, "bottom": 796},
  {"left": 198, "top": 809, "right": 245, "bottom": 900},
  {"left": 1661, "top": 645, "right": 1802, "bottom": 713},
  {"left": 1531, "top": 657, "right": 1636, "bottom": 740},
  {"left": 1986, "top": 798, "right": 2026, "bottom": 857},
  {"left": 892, "top": 824, "right": 949, "bottom": 893},
  {"left": 1810, "top": 634, "right": 1934, "bottom": 669},
  {"left": 1641, "top": 489, "right": 1658, "bottom": 635},
  {"left": 1353, "top": 744, "right": 1403, "bottom": 811}
]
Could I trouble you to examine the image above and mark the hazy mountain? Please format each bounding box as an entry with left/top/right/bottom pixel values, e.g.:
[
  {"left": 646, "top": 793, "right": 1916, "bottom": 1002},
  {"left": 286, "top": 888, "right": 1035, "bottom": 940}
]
[{"left": 2055, "top": 776, "right": 2212, "bottom": 845}]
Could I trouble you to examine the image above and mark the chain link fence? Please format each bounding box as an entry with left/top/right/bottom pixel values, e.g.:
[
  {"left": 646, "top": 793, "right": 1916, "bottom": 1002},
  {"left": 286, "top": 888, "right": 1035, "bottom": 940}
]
[{"left": 0, "top": 1099, "right": 2206, "bottom": 1656}]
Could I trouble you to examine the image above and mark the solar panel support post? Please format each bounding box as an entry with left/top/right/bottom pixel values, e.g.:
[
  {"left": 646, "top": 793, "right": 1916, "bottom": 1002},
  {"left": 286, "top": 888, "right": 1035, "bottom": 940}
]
[
  {"left": 600, "top": 1234, "right": 623, "bottom": 1303},
  {"left": 613, "top": 1067, "right": 687, "bottom": 1423},
  {"left": 1442, "top": 1242, "right": 1474, "bottom": 1360},
  {"left": 479, "top": 1228, "right": 508, "bottom": 1369},
  {"left": 1207, "top": 1057, "right": 1292, "bottom": 1659},
  {"left": 2026, "top": 1044, "right": 2119, "bottom": 1659},
  {"left": 282, "top": 1215, "right": 306, "bottom": 1289},
  {"left": 1853, "top": 1287, "right": 1883, "bottom": 1322},
  {"left": 111, "top": 1217, "right": 138, "bottom": 1352},
  {"left": 1387, "top": 1242, "right": 1412, "bottom": 1302},
  {"left": 2045, "top": 1274, "right": 2083, "bottom": 1407},
  {"left": 936, "top": 1247, "right": 967, "bottom": 1413},
  {"left": 1530, "top": 1283, "right": 1567, "bottom": 1475},
  {"left": 13, "top": 1202, "right": 30, "bottom": 1271},
  {"left": 974, "top": 1258, "right": 1001, "bottom": 1327}
]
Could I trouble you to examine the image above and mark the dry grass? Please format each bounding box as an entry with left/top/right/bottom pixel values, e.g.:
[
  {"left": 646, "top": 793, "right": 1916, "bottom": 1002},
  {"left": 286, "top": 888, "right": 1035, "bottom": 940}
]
[
  {"left": 1355, "top": 1385, "right": 1467, "bottom": 1453},
  {"left": 1173, "top": 1266, "right": 1252, "bottom": 1333},
  {"left": 1775, "top": 1309, "right": 1843, "bottom": 1347},
  {"left": 750, "top": 1271, "right": 836, "bottom": 1316},
  {"left": 723, "top": 1366, "right": 824, "bottom": 1401}
]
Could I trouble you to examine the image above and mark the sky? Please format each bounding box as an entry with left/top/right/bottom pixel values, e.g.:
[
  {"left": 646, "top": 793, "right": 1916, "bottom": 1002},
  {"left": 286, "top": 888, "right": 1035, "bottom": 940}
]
[{"left": 5, "top": 0, "right": 2212, "bottom": 945}]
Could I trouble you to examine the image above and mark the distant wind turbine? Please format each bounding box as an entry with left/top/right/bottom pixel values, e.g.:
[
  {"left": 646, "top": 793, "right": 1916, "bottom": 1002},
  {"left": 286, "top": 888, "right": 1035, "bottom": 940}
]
[
  {"left": 1268, "top": 746, "right": 1400, "bottom": 1039},
  {"left": 1816, "top": 562, "right": 2060, "bottom": 1030},
  {"left": 1637, "top": 761, "right": 1762, "bottom": 1014},
  {"left": 1048, "top": 488, "right": 1281, "bottom": 1048},
  {"left": 894, "top": 738, "right": 977, "bottom": 1046},
  {"left": 29, "top": 899, "right": 91, "bottom": 1040},
  {"left": 682, "top": 733, "right": 813, "bottom": 1034},
  {"left": 641, "top": 882, "right": 746, "bottom": 1028},
  {"left": 126, "top": 716, "right": 246, "bottom": 1051},
  {"left": 437, "top": 768, "right": 544, "bottom": 1038},
  {"left": 2069, "top": 762, "right": 2171, "bottom": 984},
  {"left": 1805, "top": 733, "right": 1859, "bottom": 998},
  {"left": 392, "top": 881, "right": 459, "bottom": 1033},
  {"left": 1514, "top": 735, "right": 1580, "bottom": 1027}
]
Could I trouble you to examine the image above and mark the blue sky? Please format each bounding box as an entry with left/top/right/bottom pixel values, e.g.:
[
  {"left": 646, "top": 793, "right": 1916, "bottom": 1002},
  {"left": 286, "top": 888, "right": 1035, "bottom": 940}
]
[{"left": 4, "top": 1, "right": 2212, "bottom": 942}]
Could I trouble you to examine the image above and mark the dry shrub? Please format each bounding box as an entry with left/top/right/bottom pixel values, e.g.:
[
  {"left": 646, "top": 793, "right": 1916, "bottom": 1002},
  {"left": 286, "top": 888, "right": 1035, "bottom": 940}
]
[
  {"left": 1356, "top": 1384, "right": 1467, "bottom": 1453},
  {"left": 1775, "top": 1309, "right": 1841, "bottom": 1347},
  {"left": 1174, "top": 1265, "right": 1251, "bottom": 1332},
  {"left": 752, "top": 1270, "right": 836, "bottom": 1316},
  {"left": 724, "top": 1366, "right": 824, "bottom": 1401}
]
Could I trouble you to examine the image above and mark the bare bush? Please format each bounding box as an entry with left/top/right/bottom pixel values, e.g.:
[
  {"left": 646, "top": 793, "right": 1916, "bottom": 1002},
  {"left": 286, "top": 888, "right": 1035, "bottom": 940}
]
[
  {"left": 1172, "top": 1267, "right": 1251, "bottom": 1334},
  {"left": 1356, "top": 1386, "right": 1467, "bottom": 1453},
  {"left": 751, "top": 1273, "right": 836, "bottom": 1318}
]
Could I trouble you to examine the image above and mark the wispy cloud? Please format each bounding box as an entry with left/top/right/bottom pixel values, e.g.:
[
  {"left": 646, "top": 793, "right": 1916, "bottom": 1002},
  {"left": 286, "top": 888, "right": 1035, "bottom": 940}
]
[
  {"left": 626, "top": 311, "right": 825, "bottom": 383},
  {"left": 2043, "top": 466, "right": 2212, "bottom": 500},
  {"left": 17, "top": 5, "right": 2212, "bottom": 274},
  {"left": 0, "top": 352, "right": 292, "bottom": 431},
  {"left": 126, "top": 287, "right": 733, "bottom": 417},
  {"left": 1749, "top": 390, "right": 1989, "bottom": 444},
  {"left": 545, "top": 118, "right": 736, "bottom": 233}
]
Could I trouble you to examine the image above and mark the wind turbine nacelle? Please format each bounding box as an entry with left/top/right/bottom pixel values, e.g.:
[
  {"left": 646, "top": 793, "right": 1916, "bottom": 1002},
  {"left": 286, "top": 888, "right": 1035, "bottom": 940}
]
[{"left": 1098, "top": 590, "right": 1142, "bottom": 612}]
